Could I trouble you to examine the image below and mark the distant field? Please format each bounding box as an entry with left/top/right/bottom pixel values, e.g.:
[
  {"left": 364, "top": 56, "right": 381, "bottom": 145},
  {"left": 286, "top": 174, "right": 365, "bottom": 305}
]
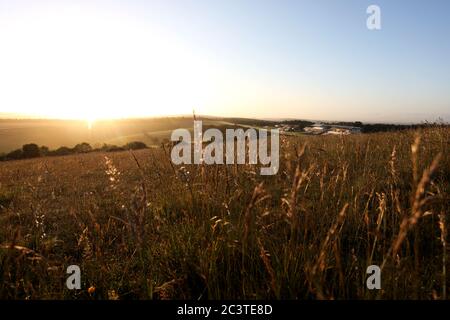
[
  {"left": 0, "top": 126, "right": 448, "bottom": 299},
  {"left": 0, "top": 117, "right": 247, "bottom": 153}
]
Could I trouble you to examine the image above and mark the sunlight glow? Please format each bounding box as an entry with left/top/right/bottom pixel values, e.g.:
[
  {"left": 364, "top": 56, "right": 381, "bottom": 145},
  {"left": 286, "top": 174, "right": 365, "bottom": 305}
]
[
  {"left": 87, "top": 117, "right": 95, "bottom": 130},
  {"left": 0, "top": 5, "right": 216, "bottom": 120}
]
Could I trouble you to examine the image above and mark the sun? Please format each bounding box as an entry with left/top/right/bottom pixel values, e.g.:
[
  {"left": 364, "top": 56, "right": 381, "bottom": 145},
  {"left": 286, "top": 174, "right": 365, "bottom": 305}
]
[
  {"left": 86, "top": 117, "right": 96, "bottom": 130},
  {"left": 0, "top": 5, "right": 216, "bottom": 120}
]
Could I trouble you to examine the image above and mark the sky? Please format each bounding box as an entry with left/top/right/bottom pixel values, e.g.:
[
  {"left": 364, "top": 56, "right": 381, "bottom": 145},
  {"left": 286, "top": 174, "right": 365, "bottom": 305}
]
[{"left": 0, "top": 0, "right": 449, "bottom": 123}]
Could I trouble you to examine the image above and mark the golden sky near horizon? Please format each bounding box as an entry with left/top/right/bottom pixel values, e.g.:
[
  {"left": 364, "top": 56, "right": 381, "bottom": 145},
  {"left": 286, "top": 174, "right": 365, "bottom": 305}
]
[{"left": 0, "top": 1, "right": 449, "bottom": 123}]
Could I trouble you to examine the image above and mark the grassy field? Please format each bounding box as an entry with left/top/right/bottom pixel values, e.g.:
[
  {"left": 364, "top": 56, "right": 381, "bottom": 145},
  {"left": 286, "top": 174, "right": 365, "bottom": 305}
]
[{"left": 0, "top": 126, "right": 448, "bottom": 299}]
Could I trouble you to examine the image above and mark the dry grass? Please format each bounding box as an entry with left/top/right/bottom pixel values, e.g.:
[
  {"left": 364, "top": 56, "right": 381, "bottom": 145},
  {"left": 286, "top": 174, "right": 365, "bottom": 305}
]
[{"left": 0, "top": 126, "right": 449, "bottom": 299}]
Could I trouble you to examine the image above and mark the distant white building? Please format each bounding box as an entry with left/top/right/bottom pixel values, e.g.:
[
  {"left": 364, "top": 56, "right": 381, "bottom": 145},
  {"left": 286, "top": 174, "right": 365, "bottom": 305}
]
[
  {"left": 304, "top": 123, "right": 362, "bottom": 135},
  {"left": 304, "top": 124, "right": 327, "bottom": 134}
]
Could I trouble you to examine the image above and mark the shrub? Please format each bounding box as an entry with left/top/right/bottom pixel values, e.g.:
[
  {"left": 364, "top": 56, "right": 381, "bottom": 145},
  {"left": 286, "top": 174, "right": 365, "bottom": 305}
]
[
  {"left": 96, "top": 144, "right": 124, "bottom": 152},
  {"left": 40, "top": 146, "right": 50, "bottom": 156},
  {"left": 22, "top": 143, "right": 41, "bottom": 158},
  {"left": 51, "top": 146, "right": 74, "bottom": 156},
  {"left": 74, "top": 142, "right": 92, "bottom": 153},
  {"left": 124, "top": 141, "right": 147, "bottom": 150},
  {"left": 6, "top": 149, "right": 23, "bottom": 160}
]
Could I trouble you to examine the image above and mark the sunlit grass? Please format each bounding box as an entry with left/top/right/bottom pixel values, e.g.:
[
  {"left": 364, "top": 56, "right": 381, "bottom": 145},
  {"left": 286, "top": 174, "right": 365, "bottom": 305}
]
[{"left": 0, "top": 126, "right": 448, "bottom": 299}]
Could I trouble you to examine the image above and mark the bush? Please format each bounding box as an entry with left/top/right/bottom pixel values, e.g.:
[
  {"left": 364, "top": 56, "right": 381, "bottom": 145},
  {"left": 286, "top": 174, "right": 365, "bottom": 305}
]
[
  {"left": 22, "top": 143, "right": 41, "bottom": 158},
  {"left": 6, "top": 149, "right": 23, "bottom": 160},
  {"left": 124, "top": 141, "right": 147, "bottom": 150},
  {"left": 51, "top": 146, "right": 74, "bottom": 156},
  {"left": 106, "top": 146, "right": 125, "bottom": 152},
  {"left": 40, "top": 146, "right": 50, "bottom": 156},
  {"left": 96, "top": 144, "right": 124, "bottom": 152},
  {"left": 74, "top": 142, "right": 92, "bottom": 153}
]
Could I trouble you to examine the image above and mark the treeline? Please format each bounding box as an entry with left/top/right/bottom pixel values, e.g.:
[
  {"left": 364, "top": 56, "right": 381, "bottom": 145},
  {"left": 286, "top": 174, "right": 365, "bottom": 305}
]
[
  {"left": 0, "top": 141, "right": 148, "bottom": 162},
  {"left": 280, "top": 120, "right": 315, "bottom": 130},
  {"left": 361, "top": 123, "right": 450, "bottom": 133},
  {"left": 327, "top": 121, "right": 449, "bottom": 133}
]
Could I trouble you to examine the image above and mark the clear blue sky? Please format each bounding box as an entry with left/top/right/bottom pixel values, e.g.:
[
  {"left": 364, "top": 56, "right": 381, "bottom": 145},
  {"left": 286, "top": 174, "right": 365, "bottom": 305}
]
[{"left": 0, "top": 0, "right": 449, "bottom": 122}]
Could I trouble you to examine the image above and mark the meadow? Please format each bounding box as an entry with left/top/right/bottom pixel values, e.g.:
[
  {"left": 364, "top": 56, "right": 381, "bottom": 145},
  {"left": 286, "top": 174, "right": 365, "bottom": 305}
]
[
  {"left": 0, "top": 125, "right": 448, "bottom": 299},
  {"left": 0, "top": 117, "right": 244, "bottom": 153}
]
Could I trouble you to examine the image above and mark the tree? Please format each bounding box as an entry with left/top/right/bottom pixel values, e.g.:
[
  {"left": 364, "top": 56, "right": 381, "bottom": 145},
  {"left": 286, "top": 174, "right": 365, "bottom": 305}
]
[
  {"left": 124, "top": 141, "right": 147, "bottom": 150},
  {"left": 73, "top": 142, "right": 92, "bottom": 153},
  {"left": 22, "top": 143, "right": 41, "bottom": 158},
  {"left": 53, "top": 146, "right": 73, "bottom": 156},
  {"left": 40, "top": 146, "right": 50, "bottom": 156},
  {"left": 98, "top": 144, "right": 124, "bottom": 152},
  {"left": 6, "top": 149, "right": 23, "bottom": 160}
]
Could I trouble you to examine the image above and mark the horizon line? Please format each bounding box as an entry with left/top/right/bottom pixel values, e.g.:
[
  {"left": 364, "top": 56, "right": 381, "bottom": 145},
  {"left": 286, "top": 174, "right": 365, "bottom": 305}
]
[{"left": 0, "top": 112, "right": 448, "bottom": 126}]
